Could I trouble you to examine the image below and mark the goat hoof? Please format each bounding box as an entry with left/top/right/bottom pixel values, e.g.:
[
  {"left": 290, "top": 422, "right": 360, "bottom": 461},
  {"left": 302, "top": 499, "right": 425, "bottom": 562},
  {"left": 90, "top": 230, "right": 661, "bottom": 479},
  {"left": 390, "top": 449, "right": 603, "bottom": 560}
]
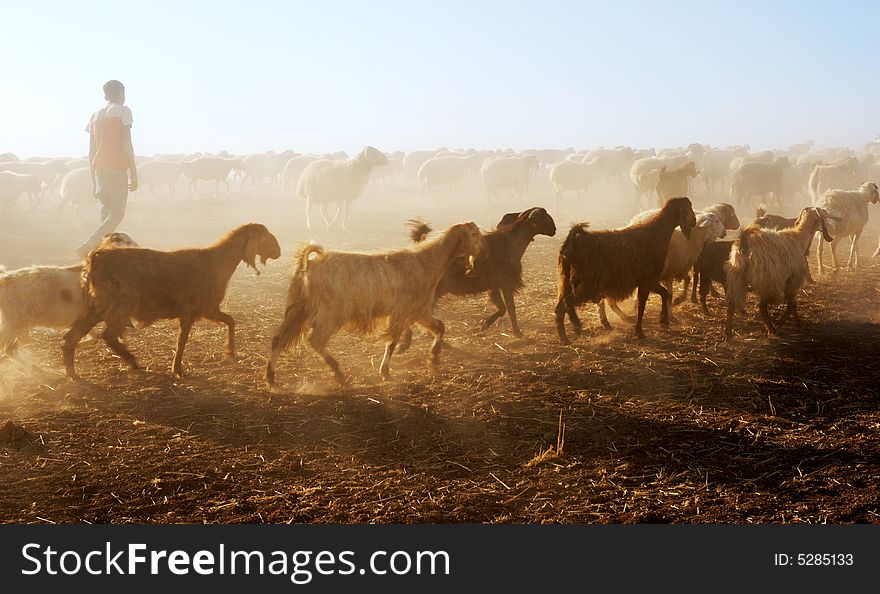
[{"left": 512, "top": 331, "right": 524, "bottom": 339}]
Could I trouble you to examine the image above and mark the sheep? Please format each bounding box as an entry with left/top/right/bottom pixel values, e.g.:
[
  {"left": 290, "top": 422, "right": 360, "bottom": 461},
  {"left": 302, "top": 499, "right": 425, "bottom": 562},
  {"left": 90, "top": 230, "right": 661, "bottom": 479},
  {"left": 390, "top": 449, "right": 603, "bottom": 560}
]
[
  {"left": 397, "top": 207, "right": 557, "bottom": 352},
  {"left": 58, "top": 167, "right": 96, "bottom": 222},
  {"left": 62, "top": 224, "right": 281, "bottom": 379},
  {"left": 296, "top": 146, "right": 388, "bottom": 229},
  {"left": 481, "top": 155, "right": 539, "bottom": 201},
  {"left": 0, "top": 233, "right": 138, "bottom": 358},
  {"left": 265, "top": 222, "right": 488, "bottom": 387},
  {"left": 241, "top": 151, "right": 297, "bottom": 189},
  {"left": 549, "top": 159, "right": 600, "bottom": 215},
  {"left": 0, "top": 161, "right": 67, "bottom": 204},
  {"left": 730, "top": 156, "right": 790, "bottom": 208},
  {"left": 403, "top": 149, "right": 445, "bottom": 179},
  {"left": 281, "top": 155, "right": 320, "bottom": 191},
  {"left": 416, "top": 155, "right": 481, "bottom": 199},
  {"left": 629, "top": 155, "right": 688, "bottom": 210},
  {"left": 724, "top": 208, "right": 834, "bottom": 339},
  {"left": 701, "top": 147, "right": 748, "bottom": 195},
  {"left": 0, "top": 171, "right": 42, "bottom": 209},
  {"left": 655, "top": 161, "right": 698, "bottom": 205},
  {"left": 136, "top": 160, "right": 182, "bottom": 199},
  {"left": 555, "top": 196, "right": 697, "bottom": 343},
  {"left": 815, "top": 182, "right": 880, "bottom": 273},
  {"left": 808, "top": 158, "right": 860, "bottom": 203},
  {"left": 179, "top": 157, "right": 244, "bottom": 197}
]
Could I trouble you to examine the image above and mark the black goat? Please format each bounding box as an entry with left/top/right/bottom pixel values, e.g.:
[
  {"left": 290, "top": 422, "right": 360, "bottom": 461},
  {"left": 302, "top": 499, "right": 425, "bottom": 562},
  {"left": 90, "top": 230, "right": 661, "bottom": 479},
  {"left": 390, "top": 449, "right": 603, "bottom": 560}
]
[{"left": 398, "top": 207, "right": 556, "bottom": 352}]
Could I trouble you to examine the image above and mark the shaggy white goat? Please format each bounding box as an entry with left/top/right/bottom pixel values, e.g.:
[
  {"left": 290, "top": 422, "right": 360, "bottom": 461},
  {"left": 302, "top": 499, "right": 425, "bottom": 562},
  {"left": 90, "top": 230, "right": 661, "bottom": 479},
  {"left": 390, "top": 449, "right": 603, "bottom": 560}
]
[
  {"left": 815, "top": 182, "right": 879, "bottom": 273},
  {"left": 725, "top": 208, "right": 833, "bottom": 339}
]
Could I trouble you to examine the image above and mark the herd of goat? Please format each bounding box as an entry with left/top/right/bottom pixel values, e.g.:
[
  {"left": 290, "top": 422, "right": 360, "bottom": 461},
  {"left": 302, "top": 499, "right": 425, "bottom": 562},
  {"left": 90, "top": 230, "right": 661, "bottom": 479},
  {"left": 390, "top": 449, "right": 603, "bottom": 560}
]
[{"left": 1, "top": 142, "right": 880, "bottom": 387}]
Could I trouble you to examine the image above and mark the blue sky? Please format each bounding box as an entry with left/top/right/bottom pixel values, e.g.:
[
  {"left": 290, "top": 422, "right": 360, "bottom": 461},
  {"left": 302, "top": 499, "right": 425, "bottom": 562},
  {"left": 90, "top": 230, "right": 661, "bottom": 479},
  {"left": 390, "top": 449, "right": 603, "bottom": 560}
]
[{"left": 1, "top": 0, "right": 878, "bottom": 157}]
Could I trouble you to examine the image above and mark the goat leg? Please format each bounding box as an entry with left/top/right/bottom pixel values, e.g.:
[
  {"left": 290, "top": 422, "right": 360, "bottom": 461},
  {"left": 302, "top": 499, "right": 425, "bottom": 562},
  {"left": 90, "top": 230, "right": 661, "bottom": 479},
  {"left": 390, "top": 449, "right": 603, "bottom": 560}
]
[
  {"left": 481, "top": 289, "right": 507, "bottom": 331},
  {"left": 308, "top": 328, "right": 348, "bottom": 386},
  {"left": 654, "top": 283, "right": 670, "bottom": 329},
  {"left": 597, "top": 300, "right": 612, "bottom": 330},
  {"left": 379, "top": 338, "right": 398, "bottom": 380},
  {"left": 501, "top": 288, "right": 524, "bottom": 338},
  {"left": 675, "top": 274, "right": 691, "bottom": 305},
  {"left": 206, "top": 310, "right": 236, "bottom": 358},
  {"left": 62, "top": 306, "right": 103, "bottom": 379},
  {"left": 758, "top": 299, "right": 776, "bottom": 335},
  {"left": 397, "top": 328, "right": 413, "bottom": 354},
  {"left": 171, "top": 318, "right": 194, "bottom": 376},
  {"left": 416, "top": 316, "right": 446, "bottom": 365},
  {"left": 635, "top": 286, "right": 650, "bottom": 338}
]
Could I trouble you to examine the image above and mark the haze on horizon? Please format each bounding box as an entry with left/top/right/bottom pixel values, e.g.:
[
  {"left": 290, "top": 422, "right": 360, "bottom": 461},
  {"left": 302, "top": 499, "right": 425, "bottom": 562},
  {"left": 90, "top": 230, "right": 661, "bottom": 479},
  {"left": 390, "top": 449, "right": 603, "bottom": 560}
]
[{"left": 2, "top": 0, "right": 878, "bottom": 158}]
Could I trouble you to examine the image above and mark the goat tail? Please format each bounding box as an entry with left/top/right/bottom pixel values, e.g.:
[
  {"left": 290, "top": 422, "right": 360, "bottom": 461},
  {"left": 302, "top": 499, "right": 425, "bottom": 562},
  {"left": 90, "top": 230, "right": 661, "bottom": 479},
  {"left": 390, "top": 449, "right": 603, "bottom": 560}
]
[
  {"left": 297, "top": 243, "right": 325, "bottom": 272},
  {"left": 407, "top": 219, "right": 432, "bottom": 243},
  {"left": 725, "top": 228, "right": 752, "bottom": 313},
  {"left": 755, "top": 204, "right": 767, "bottom": 218}
]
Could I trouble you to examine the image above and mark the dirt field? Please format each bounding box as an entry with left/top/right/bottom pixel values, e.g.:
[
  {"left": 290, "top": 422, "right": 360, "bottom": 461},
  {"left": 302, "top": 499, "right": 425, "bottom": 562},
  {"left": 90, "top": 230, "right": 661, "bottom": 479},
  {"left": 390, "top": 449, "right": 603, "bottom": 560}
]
[{"left": 1, "top": 179, "right": 879, "bottom": 524}]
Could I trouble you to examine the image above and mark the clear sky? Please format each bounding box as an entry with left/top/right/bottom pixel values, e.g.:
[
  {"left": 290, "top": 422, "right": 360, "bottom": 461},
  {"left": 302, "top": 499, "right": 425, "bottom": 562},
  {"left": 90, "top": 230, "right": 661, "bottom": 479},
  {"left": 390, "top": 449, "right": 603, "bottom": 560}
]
[{"left": 2, "top": 0, "right": 878, "bottom": 158}]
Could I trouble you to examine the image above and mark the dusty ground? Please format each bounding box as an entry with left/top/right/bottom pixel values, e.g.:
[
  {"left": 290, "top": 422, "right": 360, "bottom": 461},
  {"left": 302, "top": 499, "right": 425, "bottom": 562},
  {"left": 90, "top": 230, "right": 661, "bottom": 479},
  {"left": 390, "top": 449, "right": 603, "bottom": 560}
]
[{"left": 1, "top": 178, "right": 879, "bottom": 524}]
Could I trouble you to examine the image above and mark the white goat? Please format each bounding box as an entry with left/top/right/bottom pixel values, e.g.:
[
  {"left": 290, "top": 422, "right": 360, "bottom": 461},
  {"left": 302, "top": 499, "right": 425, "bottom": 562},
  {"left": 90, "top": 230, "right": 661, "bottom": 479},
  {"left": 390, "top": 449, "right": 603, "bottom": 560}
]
[
  {"left": 0, "top": 233, "right": 138, "bottom": 357},
  {"left": 725, "top": 208, "right": 833, "bottom": 339},
  {"left": 815, "top": 182, "right": 879, "bottom": 273}
]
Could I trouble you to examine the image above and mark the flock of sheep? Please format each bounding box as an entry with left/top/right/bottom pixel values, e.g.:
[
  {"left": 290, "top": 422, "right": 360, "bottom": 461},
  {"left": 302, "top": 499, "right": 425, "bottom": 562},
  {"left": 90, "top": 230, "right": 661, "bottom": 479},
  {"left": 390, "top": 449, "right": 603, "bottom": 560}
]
[{"left": 1, "top": 140, "right": 879, "bottom": 387}]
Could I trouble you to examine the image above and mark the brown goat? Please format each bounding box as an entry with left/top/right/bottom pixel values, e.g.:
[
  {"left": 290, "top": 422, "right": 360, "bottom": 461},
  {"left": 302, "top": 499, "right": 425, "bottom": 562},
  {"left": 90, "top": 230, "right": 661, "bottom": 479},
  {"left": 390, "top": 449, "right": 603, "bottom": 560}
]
[
  {"left": 62, "top": 223, "right": 281, "bottom": 378},
  {"left": 555, "top": 196, "right": 697, "bottom": 342},
  {"left": 398, "top": 207, "right": 557, "bottom": 353},
  {"left": 265, "top": 222, "right": 488, "bottom": 387},
  {"left": 753, "top": 205, "right": 798, "bottom": 230},
  {"left": 655, "top": 161, "right": 698, "bottom": 205}
]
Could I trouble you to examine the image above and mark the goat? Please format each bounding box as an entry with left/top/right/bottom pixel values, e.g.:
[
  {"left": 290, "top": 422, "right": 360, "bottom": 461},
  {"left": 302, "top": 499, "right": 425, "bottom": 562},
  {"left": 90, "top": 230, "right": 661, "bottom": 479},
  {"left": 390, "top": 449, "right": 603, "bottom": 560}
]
[
  {"left": 62, "top": 224, "right": 281, "bottom": 378},
  {"left": 555, "top": 196, "right": 696, "bottom": 343},
  {"left": 815, "top": 182, "right": 879, "bottom": 273},
  {"left": 0, "top": 233, "right": 137, "bottom": 358},
  {"left": 725, "top": 208, "right": 833, "bottom": 339},
  {"left": 753, "top": 205, "right": 797, "bottom": 230},
  {"left": 265, "top": 222, "right": 488, "bottom": 386},
  {"left": 397, "top": 207, "right": 557, "bottom": 352}
]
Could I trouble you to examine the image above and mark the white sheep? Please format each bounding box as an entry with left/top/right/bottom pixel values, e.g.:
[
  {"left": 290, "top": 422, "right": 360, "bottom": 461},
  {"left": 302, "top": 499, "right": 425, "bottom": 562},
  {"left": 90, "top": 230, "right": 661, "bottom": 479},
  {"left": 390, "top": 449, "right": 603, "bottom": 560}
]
[
  {"left": 730, "top": 156, "right": 790, "bottom": 208},
  {"left": 808, "top": 158, "right": 860, "bottom": 203},
  {"left": 725, "top": 207, "right": 834, "bottom": 338},
  {"left": 281, "top": 155, "right": 320, "bottom": 192},
  {"left": 549, "top": 159, "right": 599, "bottom": 214},
  {"left": 814, "top": 182, "right": 879, "bottom": 273},
  {"left": 0, "top": 233, "right": 138, "bottom": 358},
  {"left": 136, "top": 160, "right": 182, "bottom": 199},
  {"left": 403, "top": 149, "right": 446, "bottom": 179},
  {"left": 0, "top": 171, "right": 43, "bottom": 209},
  {"left": 629, "top": 155, "right": 687, "bottom": 210},
  {"left": 417, "top": 154, "right": 481, "bottom": 199},
  {"left": 59, "top": 167, "right": 96, "bottom": 222},
  {"left": 481, "top": 154, "right": 539, "bottom": 201},
  {"left": 297, "top": 146, "right": 388, "bottom": 229},
  {"left": 180, "top": 157, "right": 244, "bottom": 197},
  {"left": 241, "top": 151, "right": 297, "bottom": 188}
]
